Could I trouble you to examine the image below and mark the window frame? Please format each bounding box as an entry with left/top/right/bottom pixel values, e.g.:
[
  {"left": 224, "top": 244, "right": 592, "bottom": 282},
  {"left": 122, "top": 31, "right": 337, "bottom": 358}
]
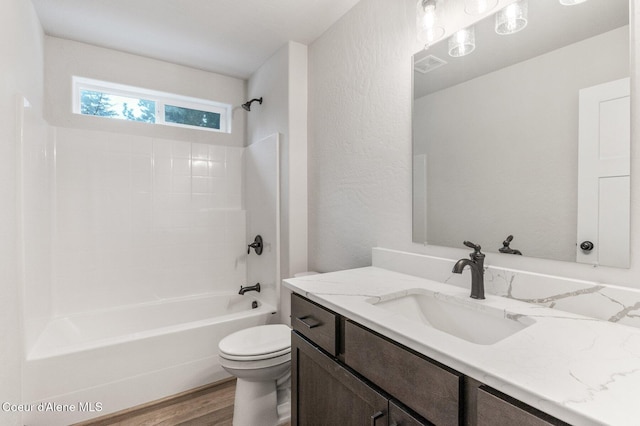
[{"left": 72, "top": 76, "right": 232, "bottom": 133}]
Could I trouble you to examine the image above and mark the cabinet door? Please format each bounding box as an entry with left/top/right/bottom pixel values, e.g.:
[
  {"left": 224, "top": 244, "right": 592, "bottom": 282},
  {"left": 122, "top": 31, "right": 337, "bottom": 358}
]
[
  {"left": 292, "top": 331, "right": 388, "bottom": 426},
  {"left": 344, "top": 320, "right": 461, "bottom": 425},
  {"left": 477, "top": 386, "right": 569, "bottom": 426},
  {"left": 389, "top": 401, "right": 433, "bottom": 426}
]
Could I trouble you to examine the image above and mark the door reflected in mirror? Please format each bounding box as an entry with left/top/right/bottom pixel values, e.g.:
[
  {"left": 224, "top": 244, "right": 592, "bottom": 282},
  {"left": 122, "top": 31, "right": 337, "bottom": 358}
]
[{"left": 412, "top": 0, "right": 630, "bottom": 267}]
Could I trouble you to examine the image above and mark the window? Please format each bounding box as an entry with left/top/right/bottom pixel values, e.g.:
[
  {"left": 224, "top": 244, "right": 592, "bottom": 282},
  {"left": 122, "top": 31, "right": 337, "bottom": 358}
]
[{"left": 73, "top": 77, "right": 231, "bottom": 133}]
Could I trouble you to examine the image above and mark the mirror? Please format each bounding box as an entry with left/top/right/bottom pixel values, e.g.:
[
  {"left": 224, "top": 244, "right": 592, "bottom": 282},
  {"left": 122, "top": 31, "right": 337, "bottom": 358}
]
[{"left": 412, "top": 0, "right": 630, "bottom": 267}]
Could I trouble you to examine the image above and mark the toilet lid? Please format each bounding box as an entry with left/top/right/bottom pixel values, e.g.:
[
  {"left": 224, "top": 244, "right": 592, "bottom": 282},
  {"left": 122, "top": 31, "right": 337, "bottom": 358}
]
[{"left": 219, "top": 324, "right": 291, "bottom": 359}]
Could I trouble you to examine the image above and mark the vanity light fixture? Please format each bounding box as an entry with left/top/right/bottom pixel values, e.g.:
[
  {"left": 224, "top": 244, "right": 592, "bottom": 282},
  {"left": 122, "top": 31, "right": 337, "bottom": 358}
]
[
  {"left": 448, "top": 26, "right": 476, "bottom": 57},
  {"left": 559, "top": 0, "right": 588, "bottom": 4},
  {"left": 495, "top": 0, "right": 528, "bottom": 35},
  {"left": 464, "top": 0, "right": 498, "bottom": 15},
  {"left": 417, "top": 0, "right": 445, "bottom": 47}
]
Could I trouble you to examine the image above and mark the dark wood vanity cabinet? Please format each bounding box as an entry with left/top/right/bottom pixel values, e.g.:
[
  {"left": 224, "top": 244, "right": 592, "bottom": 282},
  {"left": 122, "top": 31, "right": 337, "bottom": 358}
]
[
  {"left": 389, "top": 401, "right": 431, "bottom": 426},
  {"left": 291, "top": 293, "right": 338, "bottom": 355},
  {"left": 344, "top": 320, "right": 460, "bottom": 425},
  {"left": 291, "top": 332, "right": 389, "bottom": 425},
  {"left": 476, "top": 386, "right": 570, "bottom": 426},
  {"left": 290, "top": 293, "right": 568, "bottom": 426}
]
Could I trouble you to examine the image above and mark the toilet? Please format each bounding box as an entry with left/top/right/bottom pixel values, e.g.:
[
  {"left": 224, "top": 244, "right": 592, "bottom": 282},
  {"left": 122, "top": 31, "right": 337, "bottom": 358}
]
[{"left": 218, "top": 324, "right": 291, "bottom": 426}]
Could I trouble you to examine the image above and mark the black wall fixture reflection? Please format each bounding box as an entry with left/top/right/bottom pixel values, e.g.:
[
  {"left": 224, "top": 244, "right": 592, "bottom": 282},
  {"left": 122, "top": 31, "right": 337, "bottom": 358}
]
[
  {"left": 580, "top": 241, "right": 594, "bottom": 252},
  {"left": 499, "top": 235, "right": 522, "bottom": 255}
]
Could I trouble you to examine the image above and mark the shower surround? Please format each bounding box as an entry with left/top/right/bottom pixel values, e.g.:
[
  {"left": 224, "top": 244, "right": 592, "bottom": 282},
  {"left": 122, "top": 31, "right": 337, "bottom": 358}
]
[
  {"left": 50, "top": 127, "right": 246, "bottom": 317},
  {"left": 19, "top": 112, "right": 281, "bottom": 423}
]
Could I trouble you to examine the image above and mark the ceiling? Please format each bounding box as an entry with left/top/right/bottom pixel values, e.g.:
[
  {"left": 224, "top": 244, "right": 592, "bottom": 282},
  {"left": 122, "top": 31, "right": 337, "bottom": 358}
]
[{"left": 31, "top": 0, "right": 362, "bottom": 79}]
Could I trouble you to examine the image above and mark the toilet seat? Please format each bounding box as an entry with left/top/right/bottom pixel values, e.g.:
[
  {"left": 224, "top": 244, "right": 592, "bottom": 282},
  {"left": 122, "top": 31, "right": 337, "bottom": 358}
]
[
  {"left": 218, "top": 324, "right": 292, "bottom": 426},
  {"left": 219, "top": 324, "right": 291, "bottom": 362}
]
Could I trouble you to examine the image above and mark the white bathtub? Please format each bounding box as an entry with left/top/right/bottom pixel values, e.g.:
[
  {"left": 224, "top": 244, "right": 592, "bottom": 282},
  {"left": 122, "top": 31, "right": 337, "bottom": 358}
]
[{"left": 23, "top": 292, "right": 277, "bottom": 426}]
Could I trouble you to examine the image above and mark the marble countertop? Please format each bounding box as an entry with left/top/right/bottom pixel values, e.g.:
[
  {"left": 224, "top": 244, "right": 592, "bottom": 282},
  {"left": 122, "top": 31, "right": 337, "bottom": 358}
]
[{"left": 283, "top": 266, "right": 640, "bottom": 426}]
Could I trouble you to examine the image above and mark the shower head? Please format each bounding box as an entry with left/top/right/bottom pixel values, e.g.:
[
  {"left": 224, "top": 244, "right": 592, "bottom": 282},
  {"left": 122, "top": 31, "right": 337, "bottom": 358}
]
[{"left": 242, "top": 97, "right": 263, "bottom": 111}]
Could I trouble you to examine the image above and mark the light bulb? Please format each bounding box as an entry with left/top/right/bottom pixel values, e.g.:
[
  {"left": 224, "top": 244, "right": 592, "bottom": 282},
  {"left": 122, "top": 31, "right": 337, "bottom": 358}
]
[
  {"left": 495, "top": 0, "right": 528, "bottom": 35},
  {"left": 465, "top": 0, "right": 499, "bottom": 15},
  {"left": 416, "top": 0, "right": 444, "bottom": 45},
  {"left": 559, "top": 0, "right": 588, "bottom": 4},
  {"left": 448, "top": 27, "right": 476, "bottom": 58}
]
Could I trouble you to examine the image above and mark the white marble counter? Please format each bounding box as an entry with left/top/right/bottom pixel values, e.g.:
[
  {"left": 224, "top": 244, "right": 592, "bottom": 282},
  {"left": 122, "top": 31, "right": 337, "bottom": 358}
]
[{"left": 284, "top": 266, "right": 640, "bottom": 426}]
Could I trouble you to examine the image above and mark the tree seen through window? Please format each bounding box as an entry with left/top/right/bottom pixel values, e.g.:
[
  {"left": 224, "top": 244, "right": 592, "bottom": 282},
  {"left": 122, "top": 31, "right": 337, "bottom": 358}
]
[{"left": 80, "top": 90, "right": 156, "bottom": 123}]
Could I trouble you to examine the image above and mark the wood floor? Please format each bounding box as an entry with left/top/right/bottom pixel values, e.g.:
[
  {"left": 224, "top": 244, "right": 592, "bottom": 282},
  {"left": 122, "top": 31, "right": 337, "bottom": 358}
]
[
  {"left": 73, "top": 378, "right": 292, "bottom": 425},
  {"left": 74, "top": 378, "right": 237, "bottom": 426}
]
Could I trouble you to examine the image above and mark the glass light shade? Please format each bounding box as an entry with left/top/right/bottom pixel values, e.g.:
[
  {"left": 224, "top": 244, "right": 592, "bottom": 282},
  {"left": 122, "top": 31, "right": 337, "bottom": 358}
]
[
  {"left": 559, "top": 0, "right": 588, "bottom": 4},
  {"left": 465, "top": 0, "right": 499, "bottom": 15},
  {"left": 417, "top": 0, "right": 445, "bottom": 45},
  {"left": 448, "top": 27, "right": 476, "bottom": 58},
  {"left": 495, "top": 0, "right": 528, "bottom": 35}
]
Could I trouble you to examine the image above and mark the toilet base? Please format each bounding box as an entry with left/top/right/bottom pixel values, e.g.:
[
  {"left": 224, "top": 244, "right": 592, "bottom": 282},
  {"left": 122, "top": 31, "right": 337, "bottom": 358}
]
[{"left": 232, "top": 377, "right": 291, "bottom": 426}]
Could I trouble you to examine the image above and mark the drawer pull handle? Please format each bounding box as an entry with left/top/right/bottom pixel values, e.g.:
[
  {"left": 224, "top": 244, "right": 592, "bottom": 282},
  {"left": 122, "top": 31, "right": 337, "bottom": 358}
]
[
  {"left": 296, "top": 315, "right": 321, "bottom": 329},
  {"left": 370, "top": 410, "right": 384, "bottom": 425}
]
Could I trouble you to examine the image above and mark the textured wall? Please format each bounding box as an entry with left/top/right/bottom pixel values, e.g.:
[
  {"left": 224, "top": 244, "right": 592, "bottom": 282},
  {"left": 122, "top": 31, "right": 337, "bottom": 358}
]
[{"left": 308, "top": 0, "right": 414, "bottom": 272}]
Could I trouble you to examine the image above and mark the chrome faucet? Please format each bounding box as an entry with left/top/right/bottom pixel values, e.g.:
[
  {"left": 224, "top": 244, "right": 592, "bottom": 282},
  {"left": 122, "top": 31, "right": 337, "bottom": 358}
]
[
  {"left": 452, "top": 241, "right": 485, "bottom": 300},
  {"left": 239, "top": 283, "right": 261, "bottom": 295}
]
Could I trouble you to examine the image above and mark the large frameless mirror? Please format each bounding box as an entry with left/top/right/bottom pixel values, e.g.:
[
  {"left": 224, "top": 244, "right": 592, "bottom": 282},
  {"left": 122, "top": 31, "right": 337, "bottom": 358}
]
[{"left": 412, "top": 0, "right": 630, "bottom": 267}]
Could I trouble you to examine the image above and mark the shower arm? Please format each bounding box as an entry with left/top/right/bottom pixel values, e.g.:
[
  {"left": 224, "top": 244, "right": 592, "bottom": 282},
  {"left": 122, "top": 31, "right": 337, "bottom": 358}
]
[{"left": 241, "top": 97, "right": 263, "bottom": 111}]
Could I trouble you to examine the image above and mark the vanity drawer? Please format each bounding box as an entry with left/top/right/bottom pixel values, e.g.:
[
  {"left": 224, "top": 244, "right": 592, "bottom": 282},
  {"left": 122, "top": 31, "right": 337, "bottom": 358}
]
[
  {"left": 344, "top": 320, "right": 461, "bottom": 426},
  {"left": 291, "top": 293, "right": 338, "bottom": 355},
  {"left": 477, "top": 386, "right": 569, "bottom": 426}
]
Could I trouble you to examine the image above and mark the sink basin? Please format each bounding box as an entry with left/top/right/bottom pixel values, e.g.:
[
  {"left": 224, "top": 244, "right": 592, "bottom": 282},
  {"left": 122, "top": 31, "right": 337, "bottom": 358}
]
[{"left": 368, "top": 289, "right": 533, "bottom": 345}]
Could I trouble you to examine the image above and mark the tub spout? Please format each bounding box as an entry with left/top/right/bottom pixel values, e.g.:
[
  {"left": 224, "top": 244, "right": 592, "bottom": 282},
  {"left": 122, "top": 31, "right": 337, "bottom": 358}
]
[{"left": 239, "top": 283, "right": 261, "bottom": 295}]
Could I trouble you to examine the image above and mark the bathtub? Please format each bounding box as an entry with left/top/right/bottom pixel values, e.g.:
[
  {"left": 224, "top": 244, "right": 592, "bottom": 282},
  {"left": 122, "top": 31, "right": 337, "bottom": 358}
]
[{"left": 23, "top": 292, "right": 277, "bottom": 426}]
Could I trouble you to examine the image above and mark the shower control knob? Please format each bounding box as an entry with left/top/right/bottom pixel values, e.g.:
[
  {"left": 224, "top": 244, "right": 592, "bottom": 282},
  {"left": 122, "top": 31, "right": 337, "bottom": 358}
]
[
  {"left": 247, "top": 235, "right": 263, "bottom": 255},
  {"left": 580, "top": 241, "right": 594, "bottom": 252}
]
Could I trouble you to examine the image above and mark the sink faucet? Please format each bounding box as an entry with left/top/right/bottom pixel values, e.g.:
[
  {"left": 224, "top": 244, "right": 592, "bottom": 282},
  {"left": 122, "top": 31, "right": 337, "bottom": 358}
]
[{"left": 452, "top": 241, "right": 485, "bottom": 300}]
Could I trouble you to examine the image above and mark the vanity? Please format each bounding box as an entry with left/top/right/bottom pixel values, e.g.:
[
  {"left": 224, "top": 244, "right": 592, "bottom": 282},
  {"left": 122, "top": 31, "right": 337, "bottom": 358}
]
[
  {"left": 284, "top": 257, "right": 640, "bottom": 426},
  {"left": 290, "top": 293, "right": 564, "bottom": 425}
]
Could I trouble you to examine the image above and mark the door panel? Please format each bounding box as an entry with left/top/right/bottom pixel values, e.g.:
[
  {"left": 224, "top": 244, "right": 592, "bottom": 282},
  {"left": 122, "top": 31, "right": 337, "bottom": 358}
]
[{"left": 577, "top": 78, "right": 630, "bottom": 267}]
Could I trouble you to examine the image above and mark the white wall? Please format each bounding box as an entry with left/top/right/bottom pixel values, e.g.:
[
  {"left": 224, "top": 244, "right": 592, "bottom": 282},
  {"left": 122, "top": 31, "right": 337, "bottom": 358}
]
[
  {"left": 414, "top": 27, "right": 629, "bottom": 262},
  {"left": 308, "top": 0, "right": 413, "bottom": 272},
  {"left": 45, "top": 37, "right": 247, "bottom": 147},
  {"left": 0, "top": 1, "right": 45, "bottom": 425},
  {"left": 248, "top": 41, "right": 308, "bottom": 282},
  {"left": 308, "top": 0, "right": 640, "bottom": 290}
]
